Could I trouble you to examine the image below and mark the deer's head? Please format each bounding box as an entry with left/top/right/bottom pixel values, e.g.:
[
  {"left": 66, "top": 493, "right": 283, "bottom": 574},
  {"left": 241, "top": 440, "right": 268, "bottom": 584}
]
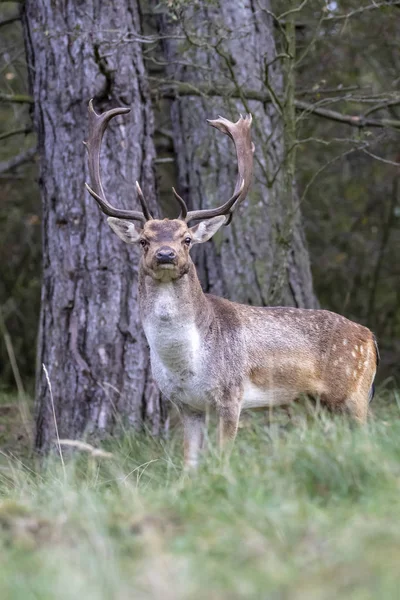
[{"left": 84, "top": 101, "right": 254, "bottom": 282}]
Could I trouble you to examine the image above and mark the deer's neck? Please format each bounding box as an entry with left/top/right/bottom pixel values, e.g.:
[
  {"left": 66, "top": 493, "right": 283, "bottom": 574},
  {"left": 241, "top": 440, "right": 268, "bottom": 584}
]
[{"left": 139, "top": 262, "right": 211, "bottom": 372}]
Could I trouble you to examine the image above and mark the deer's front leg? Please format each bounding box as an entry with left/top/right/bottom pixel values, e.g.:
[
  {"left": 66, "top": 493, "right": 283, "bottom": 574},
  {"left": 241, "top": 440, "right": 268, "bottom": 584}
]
[
  {"left": 217, "top": 394, "right": 241, "bottom": 459},
  {"left": 182, "top": 407, "right": 206, "bottom": 470}
]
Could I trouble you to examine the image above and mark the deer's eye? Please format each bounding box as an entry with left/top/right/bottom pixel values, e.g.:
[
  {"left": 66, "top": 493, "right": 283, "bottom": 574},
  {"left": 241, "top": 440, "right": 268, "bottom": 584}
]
[
  {"left": 139, "top": 239, "right": 148, "bottom": 248},
  {"left": 184, "top": 237, "right": 191, "bottom": 246}
]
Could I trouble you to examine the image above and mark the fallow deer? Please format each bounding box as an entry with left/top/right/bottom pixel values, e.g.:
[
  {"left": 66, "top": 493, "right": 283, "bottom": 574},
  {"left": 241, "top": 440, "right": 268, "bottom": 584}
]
[{"left": 85, "top": 100, "right": 379, "bottom": 469}]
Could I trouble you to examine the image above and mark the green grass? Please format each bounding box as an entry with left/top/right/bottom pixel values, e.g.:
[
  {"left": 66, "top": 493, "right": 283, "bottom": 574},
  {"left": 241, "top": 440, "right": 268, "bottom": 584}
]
[{"left": 0, "top": 391, "right": 400, "bottom": 599}]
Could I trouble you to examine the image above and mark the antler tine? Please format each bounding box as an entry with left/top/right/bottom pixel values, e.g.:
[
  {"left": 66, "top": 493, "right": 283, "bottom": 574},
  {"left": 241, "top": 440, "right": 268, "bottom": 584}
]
[
  {"left": 84, "top": 99, "right": 149, "bottom": 224},
  {"left": 185, "top": 114, "right": 254, "bottom": 224},
  {"left": 172, "top": 187, "right": 188, "bottom": 220},
  {"left": 135, "top": 181, "right": 153, "bottom": 220}
]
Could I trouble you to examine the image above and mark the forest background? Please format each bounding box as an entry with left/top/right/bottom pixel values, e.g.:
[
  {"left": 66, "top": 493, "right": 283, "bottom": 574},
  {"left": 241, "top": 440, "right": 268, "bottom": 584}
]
[{"left": 0, "top": 0, "right": 399, "bottom": 444}]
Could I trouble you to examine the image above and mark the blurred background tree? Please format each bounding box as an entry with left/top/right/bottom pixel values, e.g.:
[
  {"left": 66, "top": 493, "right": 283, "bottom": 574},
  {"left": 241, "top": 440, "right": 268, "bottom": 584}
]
[
  {"left": 0, "top": 1, "right": 39, "bottom": 391},
  {"left": 0, "top": 0, "right": 399, "bottom": 440}
]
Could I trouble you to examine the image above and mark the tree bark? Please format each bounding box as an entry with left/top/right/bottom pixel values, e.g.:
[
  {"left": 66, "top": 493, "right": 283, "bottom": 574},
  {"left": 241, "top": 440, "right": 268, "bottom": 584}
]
[
  {"left": 157, "top": 0, "right": 317, "bottom": 308},
  {"left": 23, "top": 0, "right": 163, "bottom": 450}
]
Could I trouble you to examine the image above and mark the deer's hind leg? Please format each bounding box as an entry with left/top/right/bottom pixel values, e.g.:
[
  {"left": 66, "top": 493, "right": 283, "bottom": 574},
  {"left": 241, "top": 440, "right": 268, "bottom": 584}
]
[
  {"left": 321, "top": 388, "right": 369, "bottom": 424},
  {"left": 344, "top": 391, "right": 369, "bottom": 424},
  {"left": 343, "top": 364, "right": 376, "bottom": 424}
]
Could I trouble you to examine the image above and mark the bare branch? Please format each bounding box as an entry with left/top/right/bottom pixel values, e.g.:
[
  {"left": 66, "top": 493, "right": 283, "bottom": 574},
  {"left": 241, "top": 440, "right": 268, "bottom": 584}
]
[
  {"left": 0, "top": 126, "right": 32, "bottom": 141},
  {"left": 144, "top": 53, "right": 213, "bottom": 73},
  {"left": 277, "top": 0, "right": 310, "bottom": 21},
  {"left": 0, "top": 92, "right": 34, "bottom": 104},
  {"left": 154, "top": 157, "right": 174, "bottom": 164},
  {"left": 361, "top": 149, "right": 400, "bottom": 167},
  {"left": 296, "top": 11, "right": 324, "bottom": 67},
  {"left": 57, "top": 439, "right": 113, "bottom": 459},
  {"left": 299, "top": 144, "right": 369, "bottom": 206},
  {"left": 297, "top": 85, "right": 361, "bottom": 96},
  {"left": 364, "top": 99, "right": 400, "bottom": 116},
  {"left": 0, "top": 147, "right": 36, "bottom": 175},
  {"left": 295, "top": 99, "right": 400, "bottom": 129},
  {"left": 156, "top": 80, "right": 269, "bottom": 103},
  {"left": 117, "top": 30, "right": 185, "bottom": 44},
  {"left": 0, "top": 14, "right": 20, "bottom": 28},
  {"left": 322, "top": 1, "right": 400, "bottom": 23},
  {"left": 156, "top": 82, "right": 400, "bottom": 130}
]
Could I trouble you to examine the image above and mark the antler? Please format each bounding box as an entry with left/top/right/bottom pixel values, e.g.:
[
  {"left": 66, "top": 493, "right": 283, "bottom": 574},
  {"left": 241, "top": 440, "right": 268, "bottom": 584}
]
[
  {"left": 181, "top": 114, "right": 254, "bottom": 224},
  {"left": 172, "top": 187, "right": 188, "bottom": 220},
  {"left": 84, "top": 99, "right": 152, "bottom": 224}
]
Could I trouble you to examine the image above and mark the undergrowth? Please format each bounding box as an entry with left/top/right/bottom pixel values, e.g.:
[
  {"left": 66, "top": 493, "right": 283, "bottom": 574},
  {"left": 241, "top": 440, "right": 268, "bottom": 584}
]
[{"left": 0, "top": 389, "right": 399, "bottom": 599}]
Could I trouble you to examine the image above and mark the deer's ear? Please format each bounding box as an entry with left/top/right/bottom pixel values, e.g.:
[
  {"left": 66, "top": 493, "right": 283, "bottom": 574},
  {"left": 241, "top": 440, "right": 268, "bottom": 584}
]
[
  {"left": 189, "top": 215, "right": 226, "bottom": 244},
  {"left": 107, "top": 217, "right": 142, "bottom": 244}
]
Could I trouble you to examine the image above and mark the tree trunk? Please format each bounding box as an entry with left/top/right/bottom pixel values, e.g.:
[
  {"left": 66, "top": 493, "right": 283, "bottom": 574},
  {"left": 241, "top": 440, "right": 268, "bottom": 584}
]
[
  {"left": 157, "top": 0, "right": 317, "bottom": 308},
  {"left": 23, "top": 0, "right": 163, "bottom": 450}
]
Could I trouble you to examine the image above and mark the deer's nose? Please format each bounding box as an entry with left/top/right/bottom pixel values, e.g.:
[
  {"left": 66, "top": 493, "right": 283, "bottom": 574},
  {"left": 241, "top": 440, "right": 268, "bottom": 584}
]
[{"left": 156, "top": 247, "right": 176, "bottom": 264}]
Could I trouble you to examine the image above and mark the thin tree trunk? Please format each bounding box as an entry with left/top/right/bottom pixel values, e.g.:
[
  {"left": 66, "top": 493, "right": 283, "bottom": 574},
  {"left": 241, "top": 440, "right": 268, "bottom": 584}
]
[
  {"left": 23, "top": 0, "right": 163, "bottom": 450},
  {"left": 157, "top": 0, "right": 317, "bottom": 308}
]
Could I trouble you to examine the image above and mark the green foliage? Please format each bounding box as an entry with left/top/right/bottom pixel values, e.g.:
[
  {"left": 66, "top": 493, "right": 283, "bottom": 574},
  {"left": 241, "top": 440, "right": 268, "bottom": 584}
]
[
  {"left": 0, "top": 10, "right": 40, "bottom": 390},
  {"left": 0, "top": 394, "right": 400, "bottom": 598},
  {"left": 288, "top": 0, "right": 400, "bottom": 381}
]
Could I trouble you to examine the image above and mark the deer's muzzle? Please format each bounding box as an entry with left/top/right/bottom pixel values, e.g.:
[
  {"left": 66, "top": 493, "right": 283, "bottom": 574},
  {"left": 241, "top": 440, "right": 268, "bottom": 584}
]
[{"left": 156, "top": 247, "right": 177, "bottom": 265}]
